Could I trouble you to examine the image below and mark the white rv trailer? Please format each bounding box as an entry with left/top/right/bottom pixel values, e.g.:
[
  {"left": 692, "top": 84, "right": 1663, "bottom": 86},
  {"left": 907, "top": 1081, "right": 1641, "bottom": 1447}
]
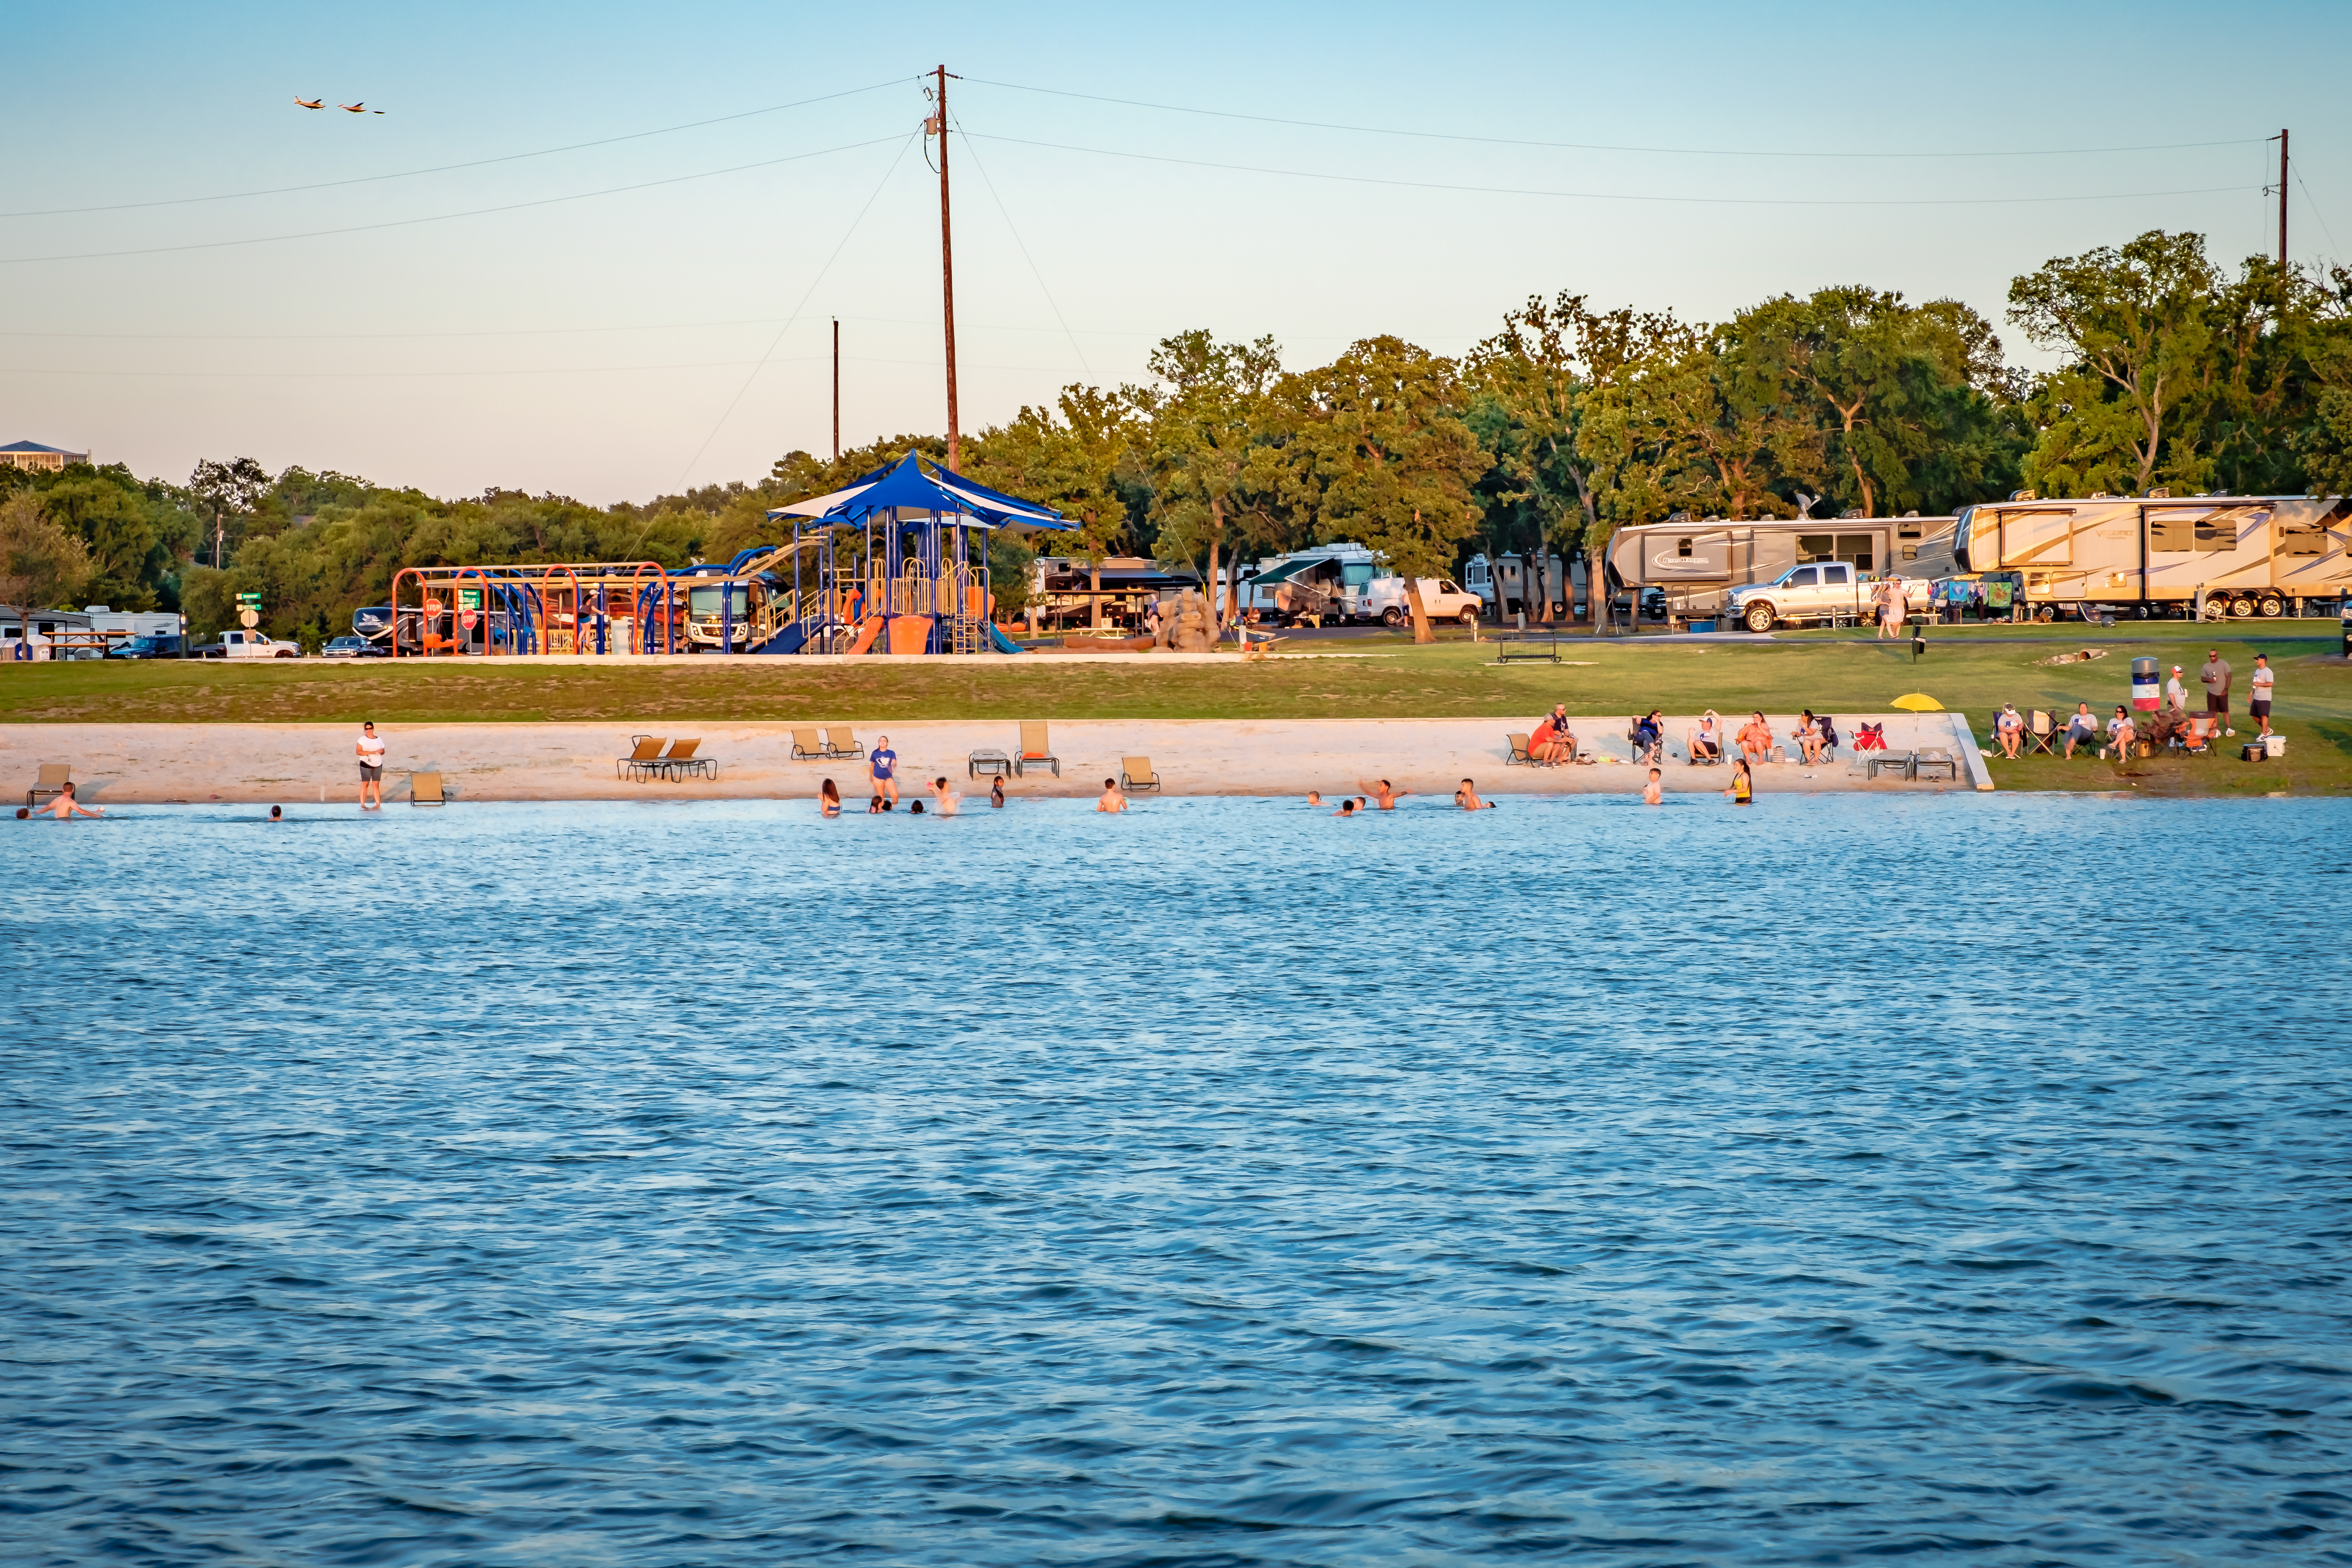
[
  {"left": 1605, "top": 514, "right": 1957, "bottom": 619},
  {"left": 1462, "top": 551, "right": 1584, "bottom": 621},
  {"left": 1235, "top": 542, "right": 1392, "bottom": 624},
  {"left": 1951, "top": 493, "right": 2352, "bottom": 619}
]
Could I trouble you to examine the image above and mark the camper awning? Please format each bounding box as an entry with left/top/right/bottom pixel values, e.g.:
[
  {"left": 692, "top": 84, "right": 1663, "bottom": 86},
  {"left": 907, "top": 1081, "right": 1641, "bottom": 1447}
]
[
  {"left": 766, "top": 453, "right": 1070, "bottom": 530},
  {"left": 1245, "top": 556, "right": 1337, "bottom": 588}
]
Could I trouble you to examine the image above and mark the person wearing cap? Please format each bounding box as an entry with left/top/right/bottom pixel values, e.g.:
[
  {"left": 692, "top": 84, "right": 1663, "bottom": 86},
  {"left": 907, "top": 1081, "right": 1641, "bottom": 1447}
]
[
  {"left": 2164, "top": 665, "right": 2187, "bottom": 714},
  {"left": 2250, "top": 653, "right": 2275, "bottom": 737},
  {"left": 1995, "top": 702, "right": 2025, "bottom": 759},
  {"left": 2199, "top": 648, "right": 2233, "bottom": 735}
]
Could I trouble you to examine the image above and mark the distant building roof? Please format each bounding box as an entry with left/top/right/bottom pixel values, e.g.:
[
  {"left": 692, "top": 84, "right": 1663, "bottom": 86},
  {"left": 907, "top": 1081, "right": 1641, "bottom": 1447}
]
[{"left": 2, "top": 440, "right": 86, "bottom": 456}]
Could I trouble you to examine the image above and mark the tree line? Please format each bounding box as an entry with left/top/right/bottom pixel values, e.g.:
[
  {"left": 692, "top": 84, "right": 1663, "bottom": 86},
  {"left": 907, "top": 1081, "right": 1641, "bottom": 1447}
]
[{"left": 6, "top": 227, "right": 2348, "bottom": 645}]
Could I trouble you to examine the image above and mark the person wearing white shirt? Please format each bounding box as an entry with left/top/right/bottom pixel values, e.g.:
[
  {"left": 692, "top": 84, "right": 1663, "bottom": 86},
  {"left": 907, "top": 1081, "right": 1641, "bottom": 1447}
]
[
  {"left": 2102, "top": 706, "right": 2136, "bottom": 759},
  {"left": 2250, "top": 654, "right": 2275, "bottom": 736},
  {"left": 2165, "top": 666, "right": 2187, "bottom": 713},
  {"left": 356, "top": 721, "right": 387, "bottom": 810}
]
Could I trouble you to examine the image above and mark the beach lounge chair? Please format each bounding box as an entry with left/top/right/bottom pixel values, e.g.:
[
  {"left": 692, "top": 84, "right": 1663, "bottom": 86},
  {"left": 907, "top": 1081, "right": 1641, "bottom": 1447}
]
[
  {"left": 790, "top": 727, "right": 826, "bottom": 760},
  {"left": 619, "top": 736, "right": 667, "bottom": 780},
  {"left": 2025, "top": 710, "right": 2057, "bottom": 756},
  {"left": 1911, "top": 748, "right": 1959, "bottom": 782},
  {"left": 1121, "top": 756, "right": 1161, "bottom": 792},
  {"left": 410, "top": 771, "right": 446, "bottom": 806},
  {"left": 27, "top": 762, "right": 70, "bottom": 808},
  {"left": 1864, "top": 750, "right": 1915, "bottom": 780},
  {"left": 659, "top": 739, "right": 714, "bottom": 780},
  {"left": 823, "top": 727, "right": 865, "bottom": 760},
  {"left": 1015, "top": 721, "right": 1059, "bottom": 778}
]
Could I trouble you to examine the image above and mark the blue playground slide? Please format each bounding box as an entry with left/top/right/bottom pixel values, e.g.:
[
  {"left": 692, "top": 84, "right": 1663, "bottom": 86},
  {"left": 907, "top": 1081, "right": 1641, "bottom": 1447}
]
[{"left": 988, "top": 623, "right": 1026, "bottom": 654}]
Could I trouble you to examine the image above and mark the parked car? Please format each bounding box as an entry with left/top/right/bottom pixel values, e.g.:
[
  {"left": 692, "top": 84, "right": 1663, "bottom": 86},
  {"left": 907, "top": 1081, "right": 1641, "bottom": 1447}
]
[
  {"left": 106, "top": 634, "right": 186, "bottom": 659},
  {"left": 319, "top": 635, "right": 383, "bottom": 658},
  {"left": 1365, "top": 576, "right": 1485, "bottom": 628},
  {"left": 195, "top": 628, "right": 302, "bottom": 659}
]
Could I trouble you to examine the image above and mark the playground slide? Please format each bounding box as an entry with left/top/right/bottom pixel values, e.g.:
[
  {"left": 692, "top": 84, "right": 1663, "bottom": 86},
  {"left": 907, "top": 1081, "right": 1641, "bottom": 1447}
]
[
  {"left": 988, "top": 623, "right": 1025, "bottom": 655},
  {"left": 845, "top": 616, "right": 886, "bottom": 655},
  {"left": 885, "top": 615, "right": 934, "bottom": 656}
]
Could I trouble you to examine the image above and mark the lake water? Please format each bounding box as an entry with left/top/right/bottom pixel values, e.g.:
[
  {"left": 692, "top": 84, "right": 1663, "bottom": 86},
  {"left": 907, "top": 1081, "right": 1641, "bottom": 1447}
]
[{"left": 4, "top": 793, "right": 2348, "bottom": 1566}]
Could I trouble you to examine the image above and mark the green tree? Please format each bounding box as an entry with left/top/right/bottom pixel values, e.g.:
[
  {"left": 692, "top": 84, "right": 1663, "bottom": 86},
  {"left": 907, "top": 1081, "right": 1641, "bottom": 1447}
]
[
  {"left": 187, "top": 456, "right": 272, "bottom": 569},
  {"left": 1277, "top": 336, "right": 1484, "bottom": 642},
  {"left": 2008, "top": 230, "right": 2220, "bottom": 495},
  {"left": 968, "top": 387, "right": 1144, "bottom": 629},
  {"left": 1142, "top": 330, "right": 1285, "bottom": 630},
  {"left": 0, "top": 494, "right": 92, "bottom": 656}
]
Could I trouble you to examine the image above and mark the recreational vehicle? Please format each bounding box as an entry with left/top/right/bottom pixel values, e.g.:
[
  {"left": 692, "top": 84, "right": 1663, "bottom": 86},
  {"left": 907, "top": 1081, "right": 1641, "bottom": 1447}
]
[
  {"left": 1605, "top": 514, "right": 1957, "bottom": 626},
  {"left": 1030, "top": 556, "right": 1201, "bottom": 631},
  {"left": 1463, "top": 551, "right": 1584, "bottom": 622},
  {"left": 1236, "top": 542, "right": 1394, "bottom": 626},
  {"left": 1951, "top": 493, "right": 2352, "bottom": 619}
]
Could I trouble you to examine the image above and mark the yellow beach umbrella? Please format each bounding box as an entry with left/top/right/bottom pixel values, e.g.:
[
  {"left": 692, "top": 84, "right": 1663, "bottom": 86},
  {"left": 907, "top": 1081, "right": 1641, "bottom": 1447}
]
[{"left": 1891, "top": 693, "right": 1944, "bottom": 711}]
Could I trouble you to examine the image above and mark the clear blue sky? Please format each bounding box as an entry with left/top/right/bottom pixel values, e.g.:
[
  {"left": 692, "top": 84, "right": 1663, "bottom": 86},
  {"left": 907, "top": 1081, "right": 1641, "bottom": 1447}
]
[{"left": 4, "top": 0, "right": 2343, "bottom": 503}]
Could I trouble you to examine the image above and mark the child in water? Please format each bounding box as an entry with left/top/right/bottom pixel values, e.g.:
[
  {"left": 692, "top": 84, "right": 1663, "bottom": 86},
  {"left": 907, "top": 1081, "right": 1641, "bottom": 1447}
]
[
  {"left": 1725, "top": 759, "right": 1754, "bottom": 804},
  {"left": 866, "top": 794, "right": 884, "bottom": 815},
  {"left": 1453, "top": 778, "right": 1494, "bottom": 810},
  {"left": 1334, "top": 798, "right": 1358, "bottom": 817},
  {"left": 1642, "top": 768, "right": 1663, "bottom": 806},
  {"left": 820, "top": 780, "right": 841, "bottom": 817},
  {"left": 1096, "top": 778, "right": 1127, "bottom": 813},
  {"left": 990, "top": 778, "right": 1005, "bottom": 808}
]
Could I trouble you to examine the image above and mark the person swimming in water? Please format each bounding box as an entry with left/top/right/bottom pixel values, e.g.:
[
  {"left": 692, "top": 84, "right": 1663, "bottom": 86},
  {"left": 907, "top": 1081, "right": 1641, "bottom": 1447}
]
[
  {"left": 989, "top": 777, "right": 1005, "bottom": 808},
  {"left": 1453, "top": 778, "right": 1494, "bottom": 810},
  {"left": 1358, "top": 779, "right": 1407, "bottom": 810},
  {"left": 270, "top": 804, "right": 284, "bottom": 822},
  {"left": 41, "top": 783, "right": 103, "bottom": 819},
  {"left": 866, "top": 794, "right": 884, "bottom": 815},
  {"left": 1642, "top": 768, "right": 1663, "bottom": 805},
  {"left": 1097, "top": 777, "right": 1127, "bottom": 813},
  {"left": 819, "top": 779, "right": 841, "bottom": 817},
  {"left": 1306, "top": 790, "right": 1323, "bottom": 807},
  {"left": 1334, "top": 797, "right": 1358, "bottom": 817},
  {"left": 930, "top": 776, "right": 959, "bottom": 816},
  {"left": 1726, "top": 758, "right": 1754, "bottom": 804}
]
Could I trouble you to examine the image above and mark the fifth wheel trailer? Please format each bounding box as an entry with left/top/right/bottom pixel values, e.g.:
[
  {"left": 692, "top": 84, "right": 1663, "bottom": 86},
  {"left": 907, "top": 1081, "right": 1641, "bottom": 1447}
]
[
  {"left": 1604, "top": 514, "right": 1958, "bottom": 619},
  {"left": 1951, "top": 494, "right": 2352, "bottom": 618}
]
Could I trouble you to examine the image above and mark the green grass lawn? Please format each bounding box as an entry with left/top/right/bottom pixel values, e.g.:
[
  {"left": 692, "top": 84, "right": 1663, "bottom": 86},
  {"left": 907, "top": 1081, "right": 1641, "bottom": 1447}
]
[{"left": 5, "top": 623, "right": 2346, "bottom": 793}]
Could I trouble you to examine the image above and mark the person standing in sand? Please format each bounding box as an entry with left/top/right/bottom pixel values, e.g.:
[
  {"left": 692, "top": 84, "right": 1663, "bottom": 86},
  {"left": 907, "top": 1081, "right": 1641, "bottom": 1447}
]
[
  {"left": 869, "top": 735, "right": 900, "bottom": 805},
  {"left": 1097, "top": 777, "right": 1127, "bottom": 813},
  {"left": 356, "top": 721, "right": 386, "bottom": 810}
]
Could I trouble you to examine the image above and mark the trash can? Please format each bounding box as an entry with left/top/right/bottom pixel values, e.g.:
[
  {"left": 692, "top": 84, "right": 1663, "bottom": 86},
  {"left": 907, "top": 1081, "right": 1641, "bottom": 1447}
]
[{"left": 2131, "top": 656, "right": 2160, "bottom": 713}]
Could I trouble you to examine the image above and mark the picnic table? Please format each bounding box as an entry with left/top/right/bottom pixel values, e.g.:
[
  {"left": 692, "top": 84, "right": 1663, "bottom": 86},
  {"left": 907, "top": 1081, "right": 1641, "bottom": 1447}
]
[{"left": 1492, "top": 630, "right": 1563, "bottom": 663}]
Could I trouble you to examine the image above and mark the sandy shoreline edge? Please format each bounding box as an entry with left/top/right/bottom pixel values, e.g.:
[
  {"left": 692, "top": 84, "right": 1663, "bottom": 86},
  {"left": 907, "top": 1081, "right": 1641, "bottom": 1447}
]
[{"left": 4, "top": 716, "right": 1991, "bottom": 803}]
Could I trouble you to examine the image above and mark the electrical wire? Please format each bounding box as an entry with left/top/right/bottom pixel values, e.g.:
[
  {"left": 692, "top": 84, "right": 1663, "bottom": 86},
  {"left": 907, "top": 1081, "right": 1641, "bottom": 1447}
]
[
  {"left": 0, "top": 78, "right": 912, "bottom": 220},
  {"left": 0, "top": 352, "right": 1079, "bottom": 380},
  {"left": 2293, "top": 167, "right": 2342, "bottom": 263},
  {"left": 966, "top": 131, "right": 2261, "bottom": 209},
  {"left": 0, "top": 138, "right": 903, "bottom": 270},
  {"left": 0, "top": 134, "right": 904, "bottom": 266},
  {"left": 963, "top": 75, "right": 2269, "bottom": 161},
  {"left": 949, "top": 111, "right": 1091, "bottom": 379},
  {"left": 667, "top": 130, "right": 919, "bottom": 494}
]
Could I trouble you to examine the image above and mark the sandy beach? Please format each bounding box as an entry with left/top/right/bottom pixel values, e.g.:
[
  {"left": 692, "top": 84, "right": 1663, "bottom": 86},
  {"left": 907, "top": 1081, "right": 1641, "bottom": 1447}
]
[{"left": 5, "top": 714, "right": 1991, "bottom": 803}]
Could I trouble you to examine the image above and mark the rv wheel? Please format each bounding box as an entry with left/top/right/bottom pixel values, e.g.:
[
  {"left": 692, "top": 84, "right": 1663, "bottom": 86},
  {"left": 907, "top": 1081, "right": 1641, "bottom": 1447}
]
[
  {"left": 1743, "top": 603, "right": 1775, "bottom": 634},
  {"left": 2200, "top": 598, "right": 2229, "bottom": 621},
  {"left": 2257, "top": 595, "right": 2285, "bottom": 618},
  {"left": 2229, "top": 595, "right": 2257, "bottom": 618}
]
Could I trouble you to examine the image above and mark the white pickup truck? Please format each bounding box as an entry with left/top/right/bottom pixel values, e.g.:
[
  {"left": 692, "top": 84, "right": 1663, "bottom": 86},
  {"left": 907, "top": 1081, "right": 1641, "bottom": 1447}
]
[
  {"left": 1365, "top": 576, "right": 1484, "bottom": 628},
  {"left": 1725, "top": 563, "right": 1931, "bottom": 633},
  {"left": 198, "top": 628, "right": 303, "bottom": 659}
]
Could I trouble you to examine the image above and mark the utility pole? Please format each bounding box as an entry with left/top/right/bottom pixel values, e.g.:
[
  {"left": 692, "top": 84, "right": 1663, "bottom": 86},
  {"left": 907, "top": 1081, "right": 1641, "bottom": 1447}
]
[
  {"left": 832, "top": 317, "right": 840, "bottom": 460},
  {"left": 2277, "top": 128, "right": 2289, "bottom": 272},
  {"left": 928, "top": 64, "right": 961, "bottom": 471}
]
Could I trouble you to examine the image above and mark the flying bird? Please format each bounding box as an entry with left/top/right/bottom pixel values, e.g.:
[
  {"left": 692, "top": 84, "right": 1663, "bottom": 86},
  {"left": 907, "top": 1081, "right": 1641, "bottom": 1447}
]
[
  {"left": 339, "top": 102, "right": 384, "bottom": 114},
  {"left": 295, "top": 97, "right": 323, "bottom": 109}
]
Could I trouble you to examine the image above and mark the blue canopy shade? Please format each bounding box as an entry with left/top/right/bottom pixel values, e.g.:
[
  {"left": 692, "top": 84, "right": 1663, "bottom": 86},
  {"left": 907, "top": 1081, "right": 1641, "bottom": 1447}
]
[{"left": 766, "top": 453, "right": 1070, "bottom": 530}]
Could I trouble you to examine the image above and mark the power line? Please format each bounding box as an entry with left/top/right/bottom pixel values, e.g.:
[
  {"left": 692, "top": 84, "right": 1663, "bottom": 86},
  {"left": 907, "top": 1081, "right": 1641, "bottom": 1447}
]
[
  {"left": 949, "top": 111, "right": 1091, "bottom": 379},
  {"left": 967, "top": 131, "right": 2261, "bottom": 209},
  {"left": 669, "top": 130, "right": 920, "bottom": 492},
  {"left": 964, "top": 75, "right": 2269, "bottom": 161},
  {"left": 0, "top": 314, "right": 1449, "bottom": 346},
  {"left": 2293, "top": 167, "right": 2342, "bottom": 263},
  {"left": 0, "top": 135, "right": 904, "bottom": 265},
  {"left": 0, "top": 351, "right": 1083, "bottom": 381},
  {"left": 0, "top": 78, "right": 911, "bottom": 220}
]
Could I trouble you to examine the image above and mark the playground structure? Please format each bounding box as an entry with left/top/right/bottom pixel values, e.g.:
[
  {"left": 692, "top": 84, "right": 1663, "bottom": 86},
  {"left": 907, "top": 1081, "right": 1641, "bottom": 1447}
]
[{"left": 370, "top": 455, "right": 1066, "bottom": 658}]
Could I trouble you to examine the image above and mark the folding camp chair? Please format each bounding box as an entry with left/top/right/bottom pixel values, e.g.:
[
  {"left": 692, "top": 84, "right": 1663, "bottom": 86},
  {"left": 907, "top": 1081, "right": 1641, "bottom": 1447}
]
[
  {"left": 617, "top": 737, "right": 667, "bottom": 780},
  {"left": 27, "top": 762, "right": 70, "bottom": 808},
  {"left": 2181, "top": 715, "right": 2216, "bottom": 756},
  {"left": 2025, "top": 710, "right": 2058, "bottom": 756},
  {"left": 1014, "top": 721, "right": 1059, "bottom": 778}
]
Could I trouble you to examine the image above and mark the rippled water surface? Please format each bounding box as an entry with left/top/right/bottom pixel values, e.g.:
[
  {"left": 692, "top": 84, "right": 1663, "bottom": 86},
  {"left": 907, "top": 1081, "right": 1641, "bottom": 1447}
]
[{"left": 4, "top": 792, "right": 2349, "bottom": 1566}]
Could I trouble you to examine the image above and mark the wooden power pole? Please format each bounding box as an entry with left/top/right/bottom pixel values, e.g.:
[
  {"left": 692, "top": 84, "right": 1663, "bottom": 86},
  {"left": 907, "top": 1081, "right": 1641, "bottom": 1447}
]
[
  {"left": 929, "top": 65, "right": 962, "bottom": 472},
  {"left": 2267, "top": 128, "right": 2286, "bottom": 272},
  {"left": 831, "top": 317, "right": 840, "bottom": 459}
]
